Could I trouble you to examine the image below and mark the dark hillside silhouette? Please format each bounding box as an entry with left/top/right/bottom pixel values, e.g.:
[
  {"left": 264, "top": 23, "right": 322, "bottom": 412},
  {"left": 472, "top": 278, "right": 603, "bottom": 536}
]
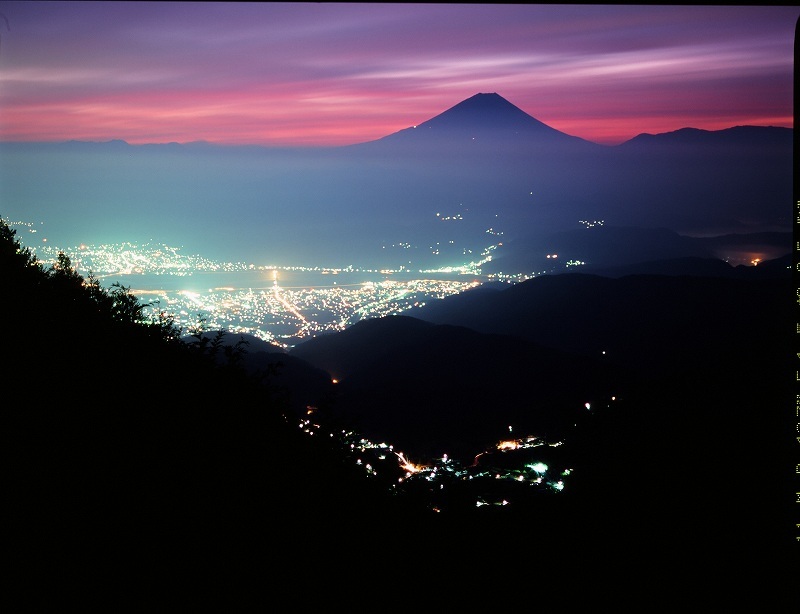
[
  {"left": 2, "top": 79, "right": 795, "bottom": 576},
  {"left": 412, "top": 264, "right": 790, "bottom": 373},
  {"left": 290, "top": 315, "right": 623, "bottom": 462},
  {"left": 484, "top": 226, "right": 791, "bottom": 276},
  {"left": 1, "top": 93, "right": 790, "bottom": 270},
  {"left": 410, "top": 263, "right": 794, "bottom": 548},
  {"left": 283, "top": 265, "right": 795, "bottom": 556},
  {"left": 3, "top": 215, "right": 796, "bottom": 592},
  {"left": 1, "top": 218, "right": 438, "bottom": 567},
  {"left": 486, "top": 225, "right": 716, "bottom": 274},
  {"left": 181, "top": 330, "right": 337, "bottom": 417},
  {"left": 286, "top": 253, "right": 794, "bottom": 550}
]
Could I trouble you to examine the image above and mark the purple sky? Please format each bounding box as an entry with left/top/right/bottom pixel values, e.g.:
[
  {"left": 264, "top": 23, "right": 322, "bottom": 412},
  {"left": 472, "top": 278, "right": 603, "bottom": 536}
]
[{"left": 0, "top": 2, "right": 796, "bottom": 146}]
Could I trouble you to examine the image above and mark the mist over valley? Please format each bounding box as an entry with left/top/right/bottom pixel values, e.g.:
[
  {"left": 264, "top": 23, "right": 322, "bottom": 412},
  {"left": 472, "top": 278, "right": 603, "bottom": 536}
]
[
  {"left": 2, "top": 93, "right": 794, "bottom": 555},
  {"left": 1, "top": 93, "right": 791, "bottom": 271}
]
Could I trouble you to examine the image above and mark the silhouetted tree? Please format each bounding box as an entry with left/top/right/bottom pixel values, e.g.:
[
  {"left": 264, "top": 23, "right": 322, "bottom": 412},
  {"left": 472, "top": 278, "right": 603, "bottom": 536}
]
[{"left": 2, "top": 216, "right": 428, "bottom": 566}]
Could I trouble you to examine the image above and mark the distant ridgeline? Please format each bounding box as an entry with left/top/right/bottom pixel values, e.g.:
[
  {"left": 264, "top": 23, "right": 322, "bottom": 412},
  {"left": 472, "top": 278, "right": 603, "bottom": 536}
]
[
  {"left": 0, "top": 93, "right": 791, "bottom": 272},
  {"left": 2, "top": 93, "right": 796, "bottom": 574}
]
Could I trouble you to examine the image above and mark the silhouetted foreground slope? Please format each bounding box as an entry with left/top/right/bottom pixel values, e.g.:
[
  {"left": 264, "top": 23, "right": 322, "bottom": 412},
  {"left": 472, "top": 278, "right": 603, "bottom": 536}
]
[
  {"left": 1, "top": 220, "right": 440, "bottom": 571},
  {"left": 410, "top": 260, "right": 795, "bottom": 544},
  {"left": 290, "top": 316, "right": 623, "bottom": 462},
  {"left": 4, "top": 219, "right": 796, "bottom": 596},
  {"left": 289, "top": 256, "right": 795, "bottom": 550}
]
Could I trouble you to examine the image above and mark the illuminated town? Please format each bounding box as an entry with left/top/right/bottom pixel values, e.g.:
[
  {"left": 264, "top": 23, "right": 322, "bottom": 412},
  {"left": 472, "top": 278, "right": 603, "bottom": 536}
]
[
  {"left": 14, "top": 233, "right": 597, "bottom": 512},
  {"left": 23, "top": 233, "right": 540, "bottom": 348},
  {"left": 297, "top": 406, "right": 591, "bottom": 514}
]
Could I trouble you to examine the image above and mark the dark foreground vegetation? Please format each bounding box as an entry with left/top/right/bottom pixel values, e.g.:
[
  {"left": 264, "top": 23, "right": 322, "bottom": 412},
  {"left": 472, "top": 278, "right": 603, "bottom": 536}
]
[
  {"left": 3, "top": 217, "right": 796, "bottom": 599},
  {"left": 1, "top": 219, "right": 440, "bottom": 566}
]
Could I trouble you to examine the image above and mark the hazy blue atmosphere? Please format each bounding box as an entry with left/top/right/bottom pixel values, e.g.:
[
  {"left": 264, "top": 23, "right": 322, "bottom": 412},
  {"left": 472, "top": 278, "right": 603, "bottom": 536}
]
[
  {"left": 0, "top": 93, "right": 793, "bottom": 270},
  {"left": 1, "top": 4, "right": 794, "bottom": 272},
  {"left": 2, "top": 4, "right": 797, "bottom": 591}
]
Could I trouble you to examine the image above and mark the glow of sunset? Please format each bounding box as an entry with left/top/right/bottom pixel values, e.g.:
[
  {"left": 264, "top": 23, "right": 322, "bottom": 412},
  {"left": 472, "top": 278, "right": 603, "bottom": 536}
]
[{"left": 0, "top": 3, "right": 795, "bottom": 147}]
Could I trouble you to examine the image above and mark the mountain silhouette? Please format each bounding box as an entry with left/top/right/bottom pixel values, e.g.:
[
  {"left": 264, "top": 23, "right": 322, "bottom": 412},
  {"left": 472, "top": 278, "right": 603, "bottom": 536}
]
[
  {"left": 282, "top": 261, "right": 792, "bottom": 556},
  {"left": 620, "top": 124, "right": 794, "bottom": 149},
  {"left": 289, "top": 314, "right": 619, "bottom": 461},
  {"left": 3, "top": 107, "right": 796, "bottom": 572},
  {"left": 0, "top": 93, "right": 792, "bottom": 270},
  {"left": 333, "top": 93, "right": 792, "bottom": 265},
  {"left": 361, "top": 92, "right": 598, "bottom": 151},
  {"left": 483, "top": 226, "right": 791, "bottom": 275},
  {"left": 181, "top": 331, "right": 335, "bottom": 416},
  {"left": 410, "top": 264, "right": 791, "bottom": 378}
]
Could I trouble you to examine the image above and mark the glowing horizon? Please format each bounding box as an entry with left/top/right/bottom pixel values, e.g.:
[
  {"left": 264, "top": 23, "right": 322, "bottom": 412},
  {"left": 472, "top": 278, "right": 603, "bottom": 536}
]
[{"left": 0, "top": 2, "right": 795, "bottom": 147}]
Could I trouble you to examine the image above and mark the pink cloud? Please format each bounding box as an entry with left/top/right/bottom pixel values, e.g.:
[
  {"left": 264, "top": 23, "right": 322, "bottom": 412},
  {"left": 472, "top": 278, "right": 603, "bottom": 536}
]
[{"left": 0, "top": 3, "right": 795, "bottom": 146}]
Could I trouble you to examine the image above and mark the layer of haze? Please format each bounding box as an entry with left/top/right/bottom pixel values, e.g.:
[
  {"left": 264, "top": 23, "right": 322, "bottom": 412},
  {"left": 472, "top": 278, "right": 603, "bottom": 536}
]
[{"left": 0, "top": 2, "right": 796, "bottom": 147}]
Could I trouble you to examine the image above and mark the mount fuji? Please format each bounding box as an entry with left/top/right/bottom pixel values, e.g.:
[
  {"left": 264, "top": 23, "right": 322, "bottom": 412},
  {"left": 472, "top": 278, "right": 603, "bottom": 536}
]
[{"left": 0, "top": 92, "right": 792, "bottom": 270}]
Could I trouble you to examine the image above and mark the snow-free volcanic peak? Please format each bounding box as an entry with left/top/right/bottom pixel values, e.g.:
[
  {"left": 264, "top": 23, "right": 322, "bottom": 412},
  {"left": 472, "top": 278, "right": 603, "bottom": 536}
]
[
  {"left": 362, "top": 92, "right": 592, "bottom": 149},
  {"left": 421, "top": 92, "right": 555, "bottom": 132}
]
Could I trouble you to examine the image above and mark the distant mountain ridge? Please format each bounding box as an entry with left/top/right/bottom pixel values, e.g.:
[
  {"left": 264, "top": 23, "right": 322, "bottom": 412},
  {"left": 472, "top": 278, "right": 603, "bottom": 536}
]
[
  {"left": 6, "top": 93, "right": 790, "bottom": 150},
  {"left": 364, "top": 92, "right": 598, "bottom": 149},
  {"left": 286, "top": 258, "right": 791, "bottom": 468},
  {"left": 410, "top": 261, "right": 790, "bottom": 368},
  {"left": 289, "top": 314, "right": 619, "bottom": 460},
  {"left": 485, "top": 226, "right": 791, "bottom": 274},
  {"left": 621, "top": 124, "right": 793, "bottom": 148},
  {"left": 0, "top": 92, "right": 791, "bottom": 270}
]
